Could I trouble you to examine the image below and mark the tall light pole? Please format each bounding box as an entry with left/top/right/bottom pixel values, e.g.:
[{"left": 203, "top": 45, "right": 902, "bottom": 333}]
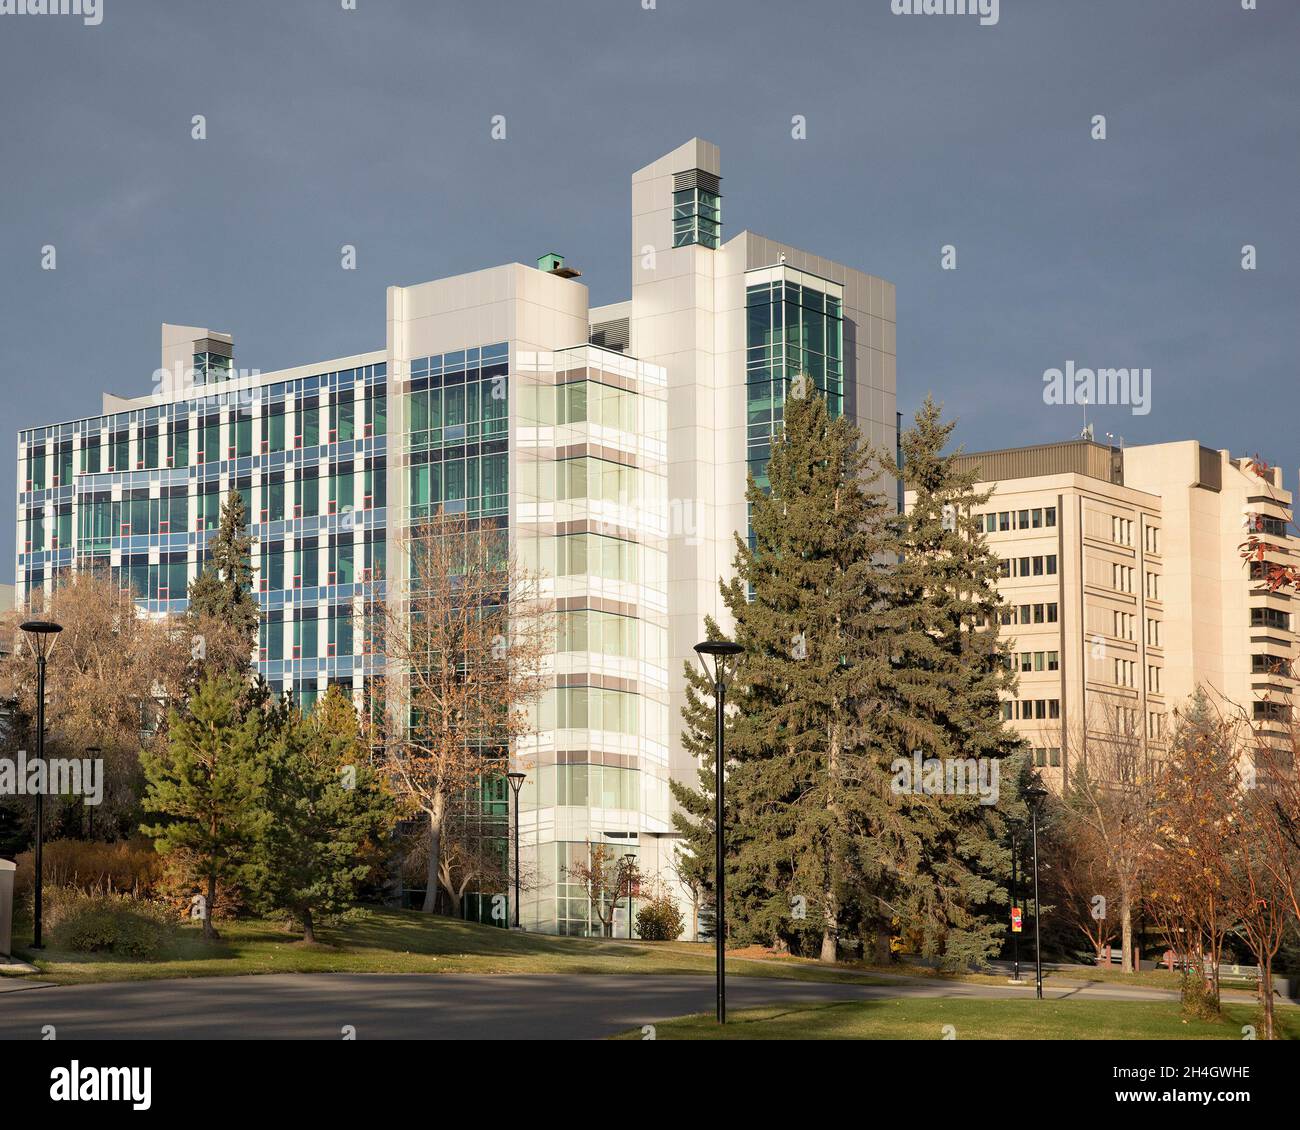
[
  {"left": 20, "top": 620, "right": 63, "bottom": 950},
  {"left": 505, "top": 771, "right": 526, "bottom": 929},
  {"left": 623, "top": 852, "right": 637, "bottom": 939},
  {"left": 1008, "top": 818, "right": 1022, "bottom": 983},
  {"left": 1025, "top": 784, "right": 1048, "bottom": 999},
  {"left": 694, "top": 638, "right": 744, "bottom": 1025}
]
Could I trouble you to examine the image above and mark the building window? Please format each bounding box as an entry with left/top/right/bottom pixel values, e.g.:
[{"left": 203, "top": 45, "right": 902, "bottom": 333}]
[
  {"left": 672, "top": 170, "right": 722, "bottom": 249},
  {"left": 1252, "top": 653, "right": 1290, "bottom": 676},
  {"left": 746, "top": 276, "right": 844, "bottom": 494},
  {"left": 1251, "top": 607, "right": 1289, "bottom": 631},
  {"left": 1254, "top": 700, "right": 1291, "bottom": 723}
]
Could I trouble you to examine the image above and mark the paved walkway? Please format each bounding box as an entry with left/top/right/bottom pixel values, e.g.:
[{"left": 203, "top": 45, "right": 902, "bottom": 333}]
[{"left": 3, "top": 968, "right": 1279, "bottom": 1039}]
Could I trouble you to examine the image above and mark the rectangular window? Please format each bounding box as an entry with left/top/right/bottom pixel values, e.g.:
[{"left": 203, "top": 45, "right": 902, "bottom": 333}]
[
  {"left": 330, "top": 538, "right": 355, "bottom": 585},
  {"left": 200, "top": 418, "right": 219, "bottom": 464},
  {"left": 264, "top": 542, "right": 285, "bottom": 591},
  {"left": 331, "top": 469, "right": 355, "bottom": 514},
  {"left": 172, "top": 422, "right": 189, "bottom": 467},
  {"left": 300, "top": 401, "right": 320, "bottom": 448},
  {"left": 82, "top": 435, "right": 102, "bottom": 474},
  {"left": 268, "top": 405, "right": 286, "bottom": 452},
  {"left": 329, "top": 608, "right": 353, "bottom": 656},
  {"left": 335, "top": 398, "right": 355, "bottom": 443},
  {"left": 299, "top": 468, "right": 319, "bottom": 518},
  {"left": 295, "top": 611, "right": 319, "bottom": 660},
  {"left": 267, "top": 475, "right": 285, "bottom": 522},
  {"left": 1251, "top": 607, "right": 1290, "bottom": 631},
  {"left": 672, "top": 185, "right": 722, "bottom": 249},
  {"left": 298, "top": 537, "right": 319, "bottom": 588}
]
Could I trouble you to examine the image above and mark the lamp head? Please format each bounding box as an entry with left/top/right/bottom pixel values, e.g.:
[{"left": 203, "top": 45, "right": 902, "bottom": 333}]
[
  {"left": 20, "top": 620, "right": 62, "bottom": 659},
  {"left": 694, "top": 639, "right": 744, "bottom": 685},
  {"left": 505, "top": 770, "right": 527, "bottom": 794},
  {"left": 20, "top": 620, "right": 62, "bottom": 635}
]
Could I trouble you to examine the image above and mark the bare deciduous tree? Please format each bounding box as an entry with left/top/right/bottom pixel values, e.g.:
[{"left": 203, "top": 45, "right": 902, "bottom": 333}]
[
  {"left": 566, "top": 842, "right": 640, "bottom": 938},
  {"left": 368, "top": 509, "right": 549, "bottom": 914},
  {"left": 0, "top": 570, "right": 199, "bottom": 834},
  {"left": 1146, "top": 696, "right": 1242, "bottom": 1017},
  {"left": 1064, "top": 704, "right": 1159, "bottom": 973},
  {"left": 1051, "top": 824, "right": 1122, "bottom": 960}
]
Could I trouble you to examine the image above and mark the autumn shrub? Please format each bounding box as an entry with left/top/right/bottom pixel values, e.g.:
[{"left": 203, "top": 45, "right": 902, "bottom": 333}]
[
  {"left": 635, "top": 893, "right": 685, "bottom": 941},
  {"left": 14, "top": 837, "right": 162, "bottom": 896},
  {"left": 40, "top": 886, "right": 175, "bottom": 959}
]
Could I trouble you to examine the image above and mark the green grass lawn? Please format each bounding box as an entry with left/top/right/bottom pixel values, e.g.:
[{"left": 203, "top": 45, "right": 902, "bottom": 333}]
[
  {"left": 792, "top": 957, "right": 1265, "bottom": 997},
  {"left": 616, "top": 998, "right": 1298, "bottom": 1041},
  {"left": 0, "top": 906, "right": 891, "bottom": 987}
]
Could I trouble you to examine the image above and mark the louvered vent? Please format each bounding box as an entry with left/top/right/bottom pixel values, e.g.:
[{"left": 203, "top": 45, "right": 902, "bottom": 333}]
[
  {"left": 589, "top": 317, "right": 630, "bottom": 354},
  {"left": 673, "top": 169, "right": 721, "bottom": 195}
]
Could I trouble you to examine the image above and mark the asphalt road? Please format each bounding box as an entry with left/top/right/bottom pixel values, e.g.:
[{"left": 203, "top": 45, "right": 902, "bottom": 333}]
[{"left": 0, "top": 969, "right": 1231, "bottom": 1040}]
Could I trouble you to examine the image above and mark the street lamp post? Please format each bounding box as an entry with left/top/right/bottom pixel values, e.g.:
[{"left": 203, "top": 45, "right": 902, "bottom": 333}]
[
  {"left": 20, "top": 620, "right": 63, "bottom": 950},
  {"left": 623, "top": 852, "right": 637, "bottom": 940},
  {"left": 694, "top": 638, "right": 744, "bottom": 1026},
  {"left": 1025, "top": 784, "right": 1048, "bottom": 999},
  {"left": 1009, "top": 818, "right": 1022, "bottom": 983},
  {"left": 505, "top": 770, "right": 527, "bottom": 929}
]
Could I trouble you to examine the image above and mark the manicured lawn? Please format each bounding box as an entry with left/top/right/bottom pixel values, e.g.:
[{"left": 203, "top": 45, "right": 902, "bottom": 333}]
[
  {"left": 616, "top": 998, "right": 1298, "bottom": 1040},
  {"left": 1, "top": 906, "right": 891, "bottom": 987}
]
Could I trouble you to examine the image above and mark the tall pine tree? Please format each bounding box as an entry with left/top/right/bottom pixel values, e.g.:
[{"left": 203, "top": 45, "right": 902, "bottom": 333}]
[
  {"left": 676, "top": 388, "right": 940, "bottom": 961},
  {"left": 674, "top": 393, "right": 1027, "bottom": 967},
  {"left": 246, "top": 687, "right": 391, "bottom": 942},
  {"left": 189, "top": 488, "right": 260, "bottom": 647},
  {"left": 885, "top": 395, "right": 1024, "bottom": 966},
  {"left": 140, "top": 675, "right": 266, "bottom": 938}
]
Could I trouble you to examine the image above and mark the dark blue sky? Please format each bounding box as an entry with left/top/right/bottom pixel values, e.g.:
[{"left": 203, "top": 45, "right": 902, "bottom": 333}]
[{"left": 3, "top": 0, "right": 1297, "bottom": 581}]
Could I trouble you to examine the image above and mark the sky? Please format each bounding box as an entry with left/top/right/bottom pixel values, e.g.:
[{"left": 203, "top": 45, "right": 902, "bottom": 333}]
[{"left": 2, "top": 0, "right": 1297, "bottom": 581}]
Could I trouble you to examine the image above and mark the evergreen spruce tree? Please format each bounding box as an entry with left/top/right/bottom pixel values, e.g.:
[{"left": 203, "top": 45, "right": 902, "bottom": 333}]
[
  {"left": 247, "top": 686, "right": 390, "bottom": 942},
  {"left": 884, "top": 395, "right": 1023, "bottom": 966},
  {"left": 188, "top": 488, "right": 260, "bottom": 646},
  {"left": 675, "top": 392, "right": 1028, "bottom": 967},
  {"left": 140, "top": 675, "right": 266, "bottom": 938},
  {"left": 676, "top": 387, "right": 938, "bottom": 961}
]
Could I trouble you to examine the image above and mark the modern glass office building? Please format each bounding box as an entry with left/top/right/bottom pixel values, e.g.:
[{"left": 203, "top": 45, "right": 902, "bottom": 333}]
[{"left": 14, "top": 139, "right": 897, "bottom": 936}]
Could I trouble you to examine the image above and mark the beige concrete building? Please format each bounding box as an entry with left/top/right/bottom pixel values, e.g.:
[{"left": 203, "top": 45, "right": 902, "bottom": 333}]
[
  {"left": 931, "top": 438, "right": 1298, "bottom": 789},
  {"left": 1121, "top": 442, "right": 1299, "bottom": 739}
]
